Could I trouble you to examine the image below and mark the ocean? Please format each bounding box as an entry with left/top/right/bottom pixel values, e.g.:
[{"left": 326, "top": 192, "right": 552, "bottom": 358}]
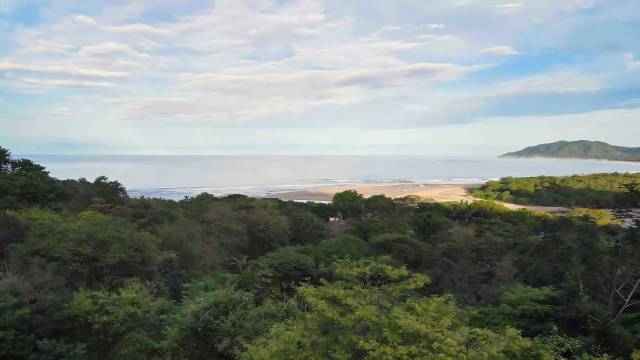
[{"left": 26, "top": 155, "right": 640, "bottom": 200}]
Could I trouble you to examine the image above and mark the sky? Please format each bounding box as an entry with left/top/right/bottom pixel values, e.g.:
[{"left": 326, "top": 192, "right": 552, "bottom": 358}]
[{"left": 1, "top": 0, "right": 639, "bottom": 155}]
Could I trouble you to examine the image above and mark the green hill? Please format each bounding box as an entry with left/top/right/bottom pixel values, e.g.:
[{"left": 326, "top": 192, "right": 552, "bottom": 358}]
[{"left": 501, "top": 140, "right": 640, "bottom": 161}]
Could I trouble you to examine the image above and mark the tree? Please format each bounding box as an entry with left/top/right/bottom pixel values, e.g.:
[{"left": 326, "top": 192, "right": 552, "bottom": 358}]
[
  {"left": 0, "top": 159, "right": 63, "bottom": 209},
  {"left": 12, "top": 210, "right": 161, "bottom": 289},
  {"left": 0, "top": 147, "right": 10, "bottom": 173},
  {"left": 412, "top": 211, "right": 450, "bottom": 242},
  {"left": 369, "top": 233, "right": 428, "bottom": 269},
  {"left": 238, "top": 207, "right": 290, "bottom": 258},
  {"left": 65, "top": 281, "right": 171, "bottom": 358},
  {"left": 285, "top": 208, "right": 328, "bottom": 246},
  {"left": 365, "top": 194, "right": 395, "bottom": 216},
  {"left": 169, "top": 288, "right": 296, "bottom": 359},
  {"left": 474, "top": 284, "right": 560, "bottom": 337},
  {"left": 332, "top": 190, "right": 364, "bottom": 219},
  {"left": 308, "top": 235, "right": 371, "bottom": 266},
  {"left": 244, "top": 258, "right": 553, "bottom": 359},
  {"left": 241, "top": 247, "right": 316, "bottom": 297}
]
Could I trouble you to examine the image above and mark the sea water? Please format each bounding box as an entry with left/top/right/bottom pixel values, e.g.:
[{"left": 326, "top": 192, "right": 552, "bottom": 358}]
[{"left": 25, "top": 155, "right": 640, "bottom": 200}]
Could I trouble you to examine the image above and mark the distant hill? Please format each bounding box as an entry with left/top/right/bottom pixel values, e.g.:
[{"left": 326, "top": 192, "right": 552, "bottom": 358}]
[{"left": 501, "top": 140, "right": 640, "bottom": 162}]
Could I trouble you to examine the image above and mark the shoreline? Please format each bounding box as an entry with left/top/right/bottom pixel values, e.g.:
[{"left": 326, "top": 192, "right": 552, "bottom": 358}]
[{"left": 266, "top": 182, "right": 483, "bottom": 202}]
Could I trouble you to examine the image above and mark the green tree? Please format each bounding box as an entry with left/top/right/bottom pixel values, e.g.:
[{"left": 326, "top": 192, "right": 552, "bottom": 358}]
[
  {"left": 65, "top": 281, "right": 171, "bottom": 358},
  {"left": 365, "top": 194, "right": 396, "bottom": 217},
  {"left": 0, "top": 291, "right": 34, "bottom": 359},
  {"left": 12, "top": 210, "right": 161, "bottom": 289},
  {"left": 0, "top": 159, "right": 64, "bottom": 209},
  {"left": 169, "top": 287, "right": 295, "bottom": 359},
  {"left": 308, "top": 235, "right": 371, "bottom": 266},
  {"left": 473, "top": 284, "right": 560, "bottom": 336},
  {"left": 238, "top": 207, "right": 290, "bottom": 258},
  {"left": 285, "top": 208, "right": 329, "bottom": 245},
  {"left": 241, "top": 247, "right": 316, "bottom": 297},
  {"left": 244, "top": 258, "right": 552, "bottom": 359},
  {"left": 0, "top": 147, "right": 10, "bottom": 173},
  {"left": 332, "top": 190, "right": 364, "bottom": 219}
]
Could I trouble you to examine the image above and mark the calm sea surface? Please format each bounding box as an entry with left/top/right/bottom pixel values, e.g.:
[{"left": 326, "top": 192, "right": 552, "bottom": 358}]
[{"left": 26, "top": 155, "right": 640, "bottom": 200}]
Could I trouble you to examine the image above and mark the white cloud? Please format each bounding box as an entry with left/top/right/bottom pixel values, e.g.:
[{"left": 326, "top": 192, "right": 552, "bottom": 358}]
[
  {"left": 115, "top": 62, "right": 482, "bottom": 121},
  {"left": 11, "top": 77, "right": 115, "bottom": 88},
  {"left": 625, "top": 53, "right": 640, "bottom": 71},
  {"left": 19, "top": 43, "right": 74, "bottom": 55},
  {"left": 2, "top": 0, "right": 637, "bottom": 155},
  {"left": 72, "top": 14, "right": 98, "bottom": 27},
  {"left": 105, "top": 23, "right": 173, "bottom": 36},
  {"left": 563, "top": 0, "right": 599, "bottom": 11},
  {"left": 493, "top": 71, "right": 603, "bottom": 95},
  {"left": 481, "top": 46, "right": 521, "bottom": 55},
  {"left": 0, "top": 61, "right": 129, "bottom": 78},
  {"left": 492, "top": 3, "right": 523, "bottom": 14},
  {"left": 79, "top": 42, "right": 151, "bottom": 59}
]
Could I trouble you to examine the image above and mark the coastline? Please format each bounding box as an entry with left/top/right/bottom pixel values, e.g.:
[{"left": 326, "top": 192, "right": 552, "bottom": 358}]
[{"left": 266, "top": 182, "right": 482, "bottom": 202}]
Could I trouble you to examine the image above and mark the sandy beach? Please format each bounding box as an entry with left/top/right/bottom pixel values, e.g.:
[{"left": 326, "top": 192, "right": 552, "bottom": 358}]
[
  {"left": 268, "top": 182, "right": 574, "bottom": 213},
  {"left": 268, "top": 182, "right": 482, "bottom": 202}
]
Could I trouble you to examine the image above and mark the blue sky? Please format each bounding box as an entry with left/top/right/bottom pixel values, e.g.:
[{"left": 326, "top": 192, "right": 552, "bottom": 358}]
[{"left": 1, "top": 0, "right": 639, "bottom": 155}]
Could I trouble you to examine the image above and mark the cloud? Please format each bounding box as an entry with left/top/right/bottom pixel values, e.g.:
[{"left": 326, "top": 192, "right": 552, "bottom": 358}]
[
  {"left": 492, "top": 71, "right": 603, "bottom": 95},
  {"left": 481, "top": 46, "right": 521, "bottom": 55},
  {"left": 2, "top": 0, "right": 640, "bottom": 154},
  {"left": 563, "top": 0, "right": 599, "bottom": 11},
  {"left": 10, "top": 77, "right": 115, "bottom": 88},
  {"left": 104, "top": 23, "right": 173, "bottom": 36},
  {"left": 115, "top": 62, "right": 482, "bottom": 121},
  {"left": 72, "top": 15, "right": 172, "bottom": 36},
  {"left": 72, "top": 14, "right": 98, "bottom": 26},
  {"left": 625, "top": 53, "right": 640, "bottom": 71},
  {"left": 19, "top": 43, "right": 74, "bottom": 55},
  {"left": 492, "top": 3, "right": 523, "bottom": 14},
  {"left": 0, "top": 61, "right": 129, "bottom": 78},
  {"left": 79, "top": 42, "right": 151, "bottom": 58}
]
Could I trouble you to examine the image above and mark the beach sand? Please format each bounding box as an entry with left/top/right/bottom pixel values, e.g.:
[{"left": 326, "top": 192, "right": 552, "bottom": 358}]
[
  {"left": 269, "top": 183, "right": 481, "bottom": 202},
  {"left": 268, "top": 182, "right": 571, "bottom": 213}
]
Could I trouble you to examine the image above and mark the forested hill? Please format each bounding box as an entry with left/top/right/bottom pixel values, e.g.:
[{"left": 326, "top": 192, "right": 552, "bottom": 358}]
[
  {"left": 2, "top": 146, "right": 640, "bottom": 359},
  {"left": 501, "top": 140, "right": 640, "bottom": 161}
]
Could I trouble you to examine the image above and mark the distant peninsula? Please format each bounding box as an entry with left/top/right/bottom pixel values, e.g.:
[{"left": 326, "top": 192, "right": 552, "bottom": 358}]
[{"left": 501, "top": 140, "right": 640, "bottom": 162}]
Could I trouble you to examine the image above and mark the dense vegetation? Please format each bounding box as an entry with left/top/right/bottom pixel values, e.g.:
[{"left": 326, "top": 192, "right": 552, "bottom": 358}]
[
  {"left": 470, "top": 173, "right": 640, "bottom": 208},
  {"left": 502, "top": 140, "right": 640, "bottom": 162},
  {"left": 2, "top": 147, "right": 640, "bottom": 359}
]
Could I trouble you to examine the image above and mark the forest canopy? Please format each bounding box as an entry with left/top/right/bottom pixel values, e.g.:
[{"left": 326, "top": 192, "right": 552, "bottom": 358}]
[
  {"left": 1, "top": 146, "right": 640, "bottom": 359},
  {"left": 470, "top": 172, "right": 640, "bottom": 208}
]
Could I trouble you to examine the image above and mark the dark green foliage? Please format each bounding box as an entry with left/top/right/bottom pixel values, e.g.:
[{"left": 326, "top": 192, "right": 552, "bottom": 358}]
[
  {"left": 365, "top": 194, "right": 396, "bottom": 216},
  {"left": 0, "top": 291, "right": 34, "bottom": 359},
  {"left": 369, "top": 233, "right": 428, "bottom": 269},
  {"left": 308, "top": 235, "right": 371, "bottom": 265},
  {"left": 168, "top": 288, "right": 296, "bottom": 359},
  {"left": 471, "top": 173, "right": 640, "bottom": 208},
  {"left": 283, "top": 208, "right": 328, "bottom": 245},
  {"left": 238, "top": 207, "right": 290, "bottom": 258},
  {"left": 0, "top": 212, "right": 27, "bottom": 261},
  {"left": 11, "top": 210, "right": 161, "bottom": 289},
  {"left": 240, "top": 247, "right": 316, "bottom": 297},
  {"left": 245, "top": 258, "right": 553, "bottom": 359},
  {"left": 0, "top": 158, "right": 64, "bottom": 209},
  {"left": 502, "top": 140, "right": 640, "bottom": 161},
  {"left": 61, "top": 176, "right": 128, "bottom": 211},
  {"left": 1, "top": 148, "right": 639, "bottom": 359},
  {"left": 332, "top": 189, "right": 364, "bottom": 218},
  {"left": 65, "top": 281, "right": 170, "bottom": 358}
]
